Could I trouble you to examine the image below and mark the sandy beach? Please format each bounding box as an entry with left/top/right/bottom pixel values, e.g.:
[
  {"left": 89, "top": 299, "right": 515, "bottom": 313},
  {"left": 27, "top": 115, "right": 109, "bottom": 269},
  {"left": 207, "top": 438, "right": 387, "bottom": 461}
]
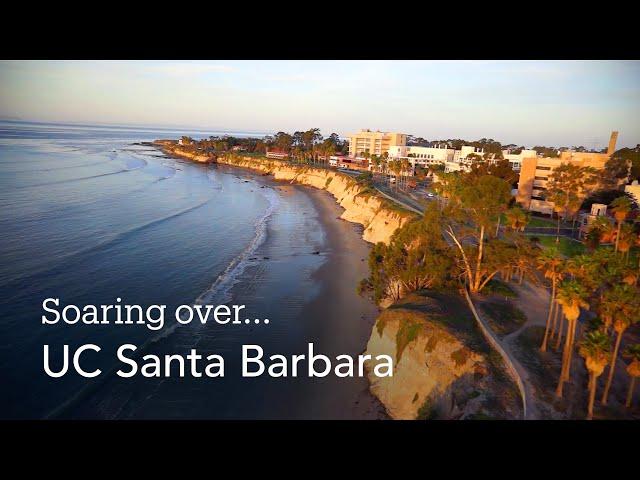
[{"left": 55, "top": 162, "right": 388, "bottom": 419}]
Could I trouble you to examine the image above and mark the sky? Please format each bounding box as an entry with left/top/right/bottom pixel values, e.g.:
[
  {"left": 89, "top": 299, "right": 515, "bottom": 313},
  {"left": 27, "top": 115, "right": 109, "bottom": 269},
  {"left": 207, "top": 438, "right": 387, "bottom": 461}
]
[{"left": 1, "top": 60, "right": 639, "bottom": 148}]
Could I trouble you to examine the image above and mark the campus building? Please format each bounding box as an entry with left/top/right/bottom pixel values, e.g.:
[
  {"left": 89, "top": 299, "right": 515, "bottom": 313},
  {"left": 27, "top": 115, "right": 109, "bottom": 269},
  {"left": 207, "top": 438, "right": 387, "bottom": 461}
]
[
  {"left": 502, "top": 149, "right": 538, "bottom": 172},
  {"left": 347, "top": 129, "right": 407, "bottom": 157},
  {"left": 516, "top": 131, "right": 618, "bottom": 214},
  {"left": 387, "top": 144, "right": 455, "bottom": 167},
  {"left": 445, "top": 146, "right": 487, "bottom": 172}
]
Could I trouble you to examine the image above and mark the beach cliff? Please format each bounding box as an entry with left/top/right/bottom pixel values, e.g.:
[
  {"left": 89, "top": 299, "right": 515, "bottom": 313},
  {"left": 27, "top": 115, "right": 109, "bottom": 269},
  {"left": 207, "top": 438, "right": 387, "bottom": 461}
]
[
  {"left": 156, "top": 143, "right": 417, "bottom": 245},
  {"left": 220, "top": 155, "right": 416, "bottom": 244},
  {"left": 364, "top": 293, "right": 521, "bottom": 420}
]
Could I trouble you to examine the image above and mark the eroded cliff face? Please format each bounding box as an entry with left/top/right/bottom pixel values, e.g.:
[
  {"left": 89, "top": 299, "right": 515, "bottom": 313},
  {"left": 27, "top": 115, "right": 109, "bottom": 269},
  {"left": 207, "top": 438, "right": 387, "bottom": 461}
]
[
  {"left": 216, "top": 155, "right": 417, "bottom": 244},
  {"left": 162, "top": 146, "right": 213, "bottom": 163},
  {"left": 365, "top": 293, "right": 521, "bottom": 420}
]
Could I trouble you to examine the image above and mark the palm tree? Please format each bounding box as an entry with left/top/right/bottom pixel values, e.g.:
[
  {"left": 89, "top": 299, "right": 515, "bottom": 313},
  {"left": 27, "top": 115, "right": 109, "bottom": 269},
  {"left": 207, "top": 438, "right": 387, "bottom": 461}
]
[
  {"left": 556, "top": 280, "right": 590, "bottom": 398},
  {"left": 390, "top": 160, "right": 401, "bottom": 191},
  {"left": 401, "top": 158, "right": 412, "bottom": 191},
  {"left": 623, "top": 344, "right": 640, "bottom": 408},
  {"left": 610, "top": 196, "right": 633, "bottom": 253},
  {"left": 616, "top": 223, "right": 636, "bottom": 263},
  {"left": 601, "top": 284, "right": 640, "bottom": 405},
  {"left": 587, "top": 216, "right": 616, "bottom": 245},
  {"left": 504, "top": 206, "right": 530, "bottom": 232},
  {"left": 579, "top": 330, "right": 611, "bottom": 419},
  {"left": 537, "top": 251, "right": 565, "bottom": 352},
  {"left": 370, "top": 155, "right": 380, "bottom": 179}
]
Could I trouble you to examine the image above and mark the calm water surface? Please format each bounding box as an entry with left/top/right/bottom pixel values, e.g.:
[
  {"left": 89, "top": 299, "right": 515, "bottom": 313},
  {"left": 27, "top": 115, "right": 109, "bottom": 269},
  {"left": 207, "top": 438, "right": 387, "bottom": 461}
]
[{"left": 0, "top": 121, "right": 383, "bottom": 419}]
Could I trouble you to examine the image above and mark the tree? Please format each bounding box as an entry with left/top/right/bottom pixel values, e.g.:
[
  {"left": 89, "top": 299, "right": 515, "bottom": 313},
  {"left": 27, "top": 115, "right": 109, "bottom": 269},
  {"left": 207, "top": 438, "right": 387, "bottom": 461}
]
[
  {"left": 610, "top": 196, "right": 634, "bottom": 253},
  {"left": 610, "top": 146, "right": 640, "bottom": 183},
  {"left": 581, "top": 190, "right": 636, "bottom": 211},
  {"left": 400, "top": 158, "right": 412, "bottom": 191},
  {"left": 538, "top": 251, "right": 565, "bottom": 351},
  {"left": 363, "top": 204, "right": 453, "bottom": 302},
  {"left": 579, "top": 330, "right": 611, "bottom": 420},
  {"left": 533, "top": 146, "right": 560, "bottom": 158},
  {"left": 273, "top": 132, "right": 294, "bottom": 152},
  {"left": 616, "top": 223, "right": 636, "bottom": 263},
  {"left": 504, "top": 206, "right": 530, "bottom": 232},
  {"left": 545, "top": 163, "right": 599, "bottom": 243},
  {"left": 555, "top": 280, "right": 590, "bottom": 398},
  {"left": 445, "top": 175, "right": 513, "bottom": 293},
  {"left": 623, "top": 344, "right": 640, "bottom": 408},
  {"left": 601, "top": 284, "right": 640, "bottom": 405}
]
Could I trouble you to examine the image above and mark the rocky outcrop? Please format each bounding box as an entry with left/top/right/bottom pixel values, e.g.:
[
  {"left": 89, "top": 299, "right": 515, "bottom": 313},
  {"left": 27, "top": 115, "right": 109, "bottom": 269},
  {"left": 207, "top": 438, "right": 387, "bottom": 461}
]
[
  {"left": 215, "top": 154, "right": 417, "bottom": 244},
  {"left": 365, "top": 293, "right": 521, "bottom": 420}
]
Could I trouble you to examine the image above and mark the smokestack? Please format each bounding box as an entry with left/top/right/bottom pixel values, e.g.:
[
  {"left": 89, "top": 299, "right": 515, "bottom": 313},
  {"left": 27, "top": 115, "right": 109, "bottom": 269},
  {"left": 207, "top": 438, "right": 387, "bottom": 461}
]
[{"left": 607, "top": 131, "right": 619, "bottom": 156}]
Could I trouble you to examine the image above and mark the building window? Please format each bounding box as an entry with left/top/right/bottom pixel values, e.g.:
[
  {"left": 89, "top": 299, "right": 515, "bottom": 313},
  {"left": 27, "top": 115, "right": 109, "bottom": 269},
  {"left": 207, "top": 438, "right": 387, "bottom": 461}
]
[
  {"left": 537, "top": 166, "right": 551, "bottom": 171},
  {"left": 534, "top": 176, "right": 548, "bottom": 181}
]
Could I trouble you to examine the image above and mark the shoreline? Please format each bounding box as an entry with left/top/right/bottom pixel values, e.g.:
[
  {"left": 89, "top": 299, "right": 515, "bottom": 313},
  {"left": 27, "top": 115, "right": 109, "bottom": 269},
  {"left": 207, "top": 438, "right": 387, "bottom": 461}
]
[
  {"left": 155, "top": 143, "right": 418, "bottom": 245},
  {"left": 287, "top": 185, "right": 389, "bottom": 419},
  {"left": 215, "top": 163, "right": 390, "bottom": 418}
]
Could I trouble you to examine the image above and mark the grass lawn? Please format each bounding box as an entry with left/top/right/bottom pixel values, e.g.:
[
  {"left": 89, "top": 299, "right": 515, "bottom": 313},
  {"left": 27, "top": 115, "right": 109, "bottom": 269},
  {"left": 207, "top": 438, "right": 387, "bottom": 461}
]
[
  {"left": 527, "top": 216, "right": 558, "bottom": 228},
  {"left": 529, "top": 234, "right": 640, "bottom": 262},
  {"left": 501, "top": 213, "right": 571, "bottom": 229},
  {"left": 482, "top": 279, "right": 517, "bottom": 298},
  {"left": 529, "top": 235, "right": 586, "bottom": 257}
]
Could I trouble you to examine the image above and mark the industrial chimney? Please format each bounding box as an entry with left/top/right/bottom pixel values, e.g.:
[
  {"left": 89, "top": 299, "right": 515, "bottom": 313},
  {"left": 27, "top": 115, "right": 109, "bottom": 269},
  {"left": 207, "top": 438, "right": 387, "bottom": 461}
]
[{"left": 607, "top": 131, "right": 619, "bottom": 156}]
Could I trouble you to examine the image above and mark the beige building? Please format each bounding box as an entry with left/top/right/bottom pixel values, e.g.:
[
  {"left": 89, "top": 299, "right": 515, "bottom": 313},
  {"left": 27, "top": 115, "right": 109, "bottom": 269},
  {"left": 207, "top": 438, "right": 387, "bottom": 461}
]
[
  {"left": 502, "top": 149, "right": 538, "bottom": 172},
  {"left": 347, "top": 129, "right": 407, "bottom": 157},
  {"left": 516, "top": 131, "right": 618, "bottom": 214}
]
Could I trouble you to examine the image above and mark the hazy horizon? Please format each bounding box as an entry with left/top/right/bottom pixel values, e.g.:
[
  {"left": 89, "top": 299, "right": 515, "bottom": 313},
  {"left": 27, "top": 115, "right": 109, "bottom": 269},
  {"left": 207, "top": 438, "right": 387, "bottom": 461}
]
[{"left": 1, "top": 60, "right": 639, "bottom": 149}]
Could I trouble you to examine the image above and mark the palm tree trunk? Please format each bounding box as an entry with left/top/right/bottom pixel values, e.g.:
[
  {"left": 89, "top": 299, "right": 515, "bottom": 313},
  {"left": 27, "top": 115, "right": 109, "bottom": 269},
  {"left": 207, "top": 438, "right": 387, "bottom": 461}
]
[
  {"left": 541, "top": 282, "right": 556, "bottom": 352},
  {"left": 601, "top": 330, "right": 623, "bottom": 405},
  {"left": 563, "top": 318, "right": 577, "bottom": 382},
  {"left": 615, "top": 221, "right": 621, "bottom": 252},
  {"left": 557, "top": 318, "right": 574, "bottom": 397},
  {"left": 556, "top": 213, "right": 561, "bottom": 244},
  {"left": 551, "top": 301, "right": 561, "bottom": 342},
  {"left": 587, "top": 372, "right": 597, "bottom": 420},
  {"left": 626, "top": 376, "right": 636, "bottom": 408},
  {"left": 554, "top": 313, "right": 565, "bottom": 351}
]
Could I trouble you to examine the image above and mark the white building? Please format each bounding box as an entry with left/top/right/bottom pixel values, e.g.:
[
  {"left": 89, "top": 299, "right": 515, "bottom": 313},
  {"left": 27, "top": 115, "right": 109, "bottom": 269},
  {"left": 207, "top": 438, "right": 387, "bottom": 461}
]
[
  {"left": 387, "top": 144, "right": 455, "bottom": 167},
  {"left": 625, "top": 181, "right": 640, "bottom": 205},
  {"left": 444, "top": 146, "right": 486, "bottom": 172},
  {"left": 502, "top": 149, "right": 538, "bottom": 172}
]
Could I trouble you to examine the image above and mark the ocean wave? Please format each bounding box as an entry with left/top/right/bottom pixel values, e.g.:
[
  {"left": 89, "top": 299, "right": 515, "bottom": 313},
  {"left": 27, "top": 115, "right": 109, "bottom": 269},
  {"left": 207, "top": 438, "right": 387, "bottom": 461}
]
[
  {"left": 4, "top": 158, "right": 116, "bottom": 173},
  {"left": 195, "top": 186, "right": 279, "bottom": 307},
  {"left": 0, "top": 197, "right": 215, "bottom": 293},
  {"left": 43, "top": 183, "right": 280, "bottom": 419},
  {"left": 11, "top": 166, "right": 144, "bottom": 190}
]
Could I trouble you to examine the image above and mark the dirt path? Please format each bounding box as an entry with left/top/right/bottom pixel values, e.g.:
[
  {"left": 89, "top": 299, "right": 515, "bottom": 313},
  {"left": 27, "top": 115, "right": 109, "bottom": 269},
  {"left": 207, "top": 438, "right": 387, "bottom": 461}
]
[
  {"left": 464, "top": 289, "right": 538, "bottom": 419},
  {"left": 504, "top": 281, "right": 550, "bottom": 339},
  {"left": 501, "top": 281, "right": 563, "bottom": 419}
]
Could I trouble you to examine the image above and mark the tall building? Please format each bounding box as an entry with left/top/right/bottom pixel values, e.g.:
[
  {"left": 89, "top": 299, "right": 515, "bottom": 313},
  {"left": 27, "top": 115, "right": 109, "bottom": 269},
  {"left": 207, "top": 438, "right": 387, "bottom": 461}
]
[
  {"left": 347, "top": 129, "right": 407, "bottom": 157},
  {"left": 516, "top": 131, "right": 618, "bottom": 214}
]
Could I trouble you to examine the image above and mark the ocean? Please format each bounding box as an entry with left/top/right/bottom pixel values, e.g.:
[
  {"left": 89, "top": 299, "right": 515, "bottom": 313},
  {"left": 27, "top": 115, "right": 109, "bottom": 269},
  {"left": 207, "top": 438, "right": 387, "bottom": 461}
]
[{"left": 0, "top": 121, "right": 384, "bottom": 419}]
